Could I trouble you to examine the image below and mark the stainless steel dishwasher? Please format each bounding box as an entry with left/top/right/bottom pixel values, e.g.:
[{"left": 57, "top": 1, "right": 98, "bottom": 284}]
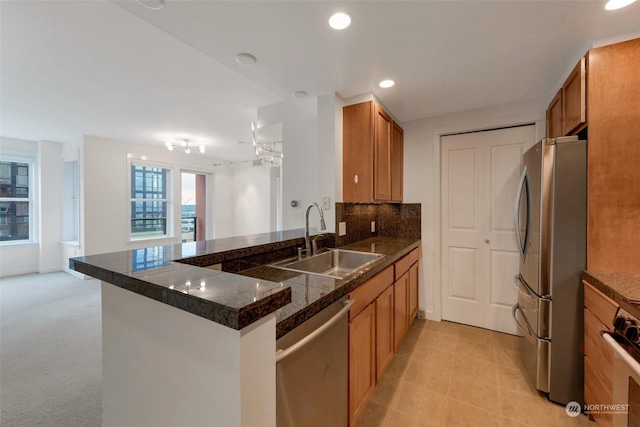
[{"left": 276, "top": 297, "right": 354, "bottom": 427}]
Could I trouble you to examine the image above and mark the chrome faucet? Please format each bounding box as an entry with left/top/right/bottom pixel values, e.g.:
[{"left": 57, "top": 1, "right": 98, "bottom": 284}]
[{"left": 305, "top": 202, "right": 326, "bottom": 255}]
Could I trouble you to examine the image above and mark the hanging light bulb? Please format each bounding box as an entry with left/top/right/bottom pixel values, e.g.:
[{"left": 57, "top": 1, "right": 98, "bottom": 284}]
[
  {"left": 199, "top": 145, "right": 205, "bottom": 153},
  {"left": 181, "top": 139, "right": 188, "bottom": 147}
]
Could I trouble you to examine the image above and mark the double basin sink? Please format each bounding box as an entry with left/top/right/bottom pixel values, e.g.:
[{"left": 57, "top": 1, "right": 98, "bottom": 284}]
[{"left": 270, "top": 248, "right": 383, "bottom": 280}]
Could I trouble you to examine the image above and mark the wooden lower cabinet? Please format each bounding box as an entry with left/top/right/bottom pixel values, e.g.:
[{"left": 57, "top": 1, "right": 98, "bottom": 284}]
[
  {"left": 348, "top": 303, "right": 376, "bottom": 426},
  {"left": 583, "top": 279, "right": 618, "bottom": 427},
  {"left": 585, "top": 355, "right": 613, "bottom": 427},
  {"left": 348, "top": 250, "right": 422, "bottom": 426},
  {"left": 394, "top": 271, "right": 409, "bottom": 351},
  {"left": 409, "top": 262, "right": 419, "bottom": 321},
  {"left": 376, "top": 285, "right": 394, "bottom": 381}
]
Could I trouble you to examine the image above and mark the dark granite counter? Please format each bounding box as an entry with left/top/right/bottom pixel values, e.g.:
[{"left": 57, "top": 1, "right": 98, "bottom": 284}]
[
  {"left": 583, "top": 270, "right": 640, "bottom": 320},
  {"left": 239, "top": 237, "right": 420, "bottom": 338},
  {"left": 71, "top": 230, "right": 419, "bottom": 335}
]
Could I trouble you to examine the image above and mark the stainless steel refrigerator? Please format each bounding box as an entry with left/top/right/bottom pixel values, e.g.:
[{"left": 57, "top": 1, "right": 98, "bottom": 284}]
[{"left": 512, "top": 135, "right": 587, "bottom": 406}]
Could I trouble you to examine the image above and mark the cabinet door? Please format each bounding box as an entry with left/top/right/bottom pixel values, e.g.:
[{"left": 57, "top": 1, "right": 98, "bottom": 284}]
[
  {"left": 546, "top": 89, "right": 563, "bottom": 138},
  {"left": 343, "top": 102, "right": 374, "bottom": 202},
  {"left": 349, "top": 303, "right": 376, "bottom": 426},
  {"left": 562, "top": 56, "right": 586, "bottom": 135},
  {"left": 584, "top": 355, "right": 613, "bottom": 427},
  {"left": 409, "top": 263, "right": 419, "bottom": 322},
  {"left": 391, "top": 121, "right": 403, "bottom": 202},
  {"left": 373, "top": 103, "right": 392, "bottom": 201},
  {"left": 375, "top": 285, "right": 394, "bottom": 381},
  {"left": 393, "top": 271, "right": 409, "bottom": 351}
]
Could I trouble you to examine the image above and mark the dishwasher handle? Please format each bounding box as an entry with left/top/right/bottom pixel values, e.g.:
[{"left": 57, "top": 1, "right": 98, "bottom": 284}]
[{"left": 276, "top": 299, "right": 355, "bottom": 364}]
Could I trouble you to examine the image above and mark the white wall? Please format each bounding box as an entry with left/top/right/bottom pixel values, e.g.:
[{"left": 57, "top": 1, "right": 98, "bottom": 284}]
[
  {"left": 258, "top": 95, "right": 340, "bottom": 234},
  {"left": 101, "top": 283, "right": 276, "bottom": 427},
  {"left": 212, "top": 166, "right": 234, "bottom": 239},
  {"left": 402, "top": 97, "right": 548, "bottom": 320},
  {"left": 81, "top": 134, "right": 278, "bottom": 255},
  {"left": 231, "top": 163, "right": 272, "bottom": 237},
  {"left": 0, "top": 137, "right": 39, "bottom": 276},
  {"left": 82, "top": 135, "right": 221, "bottom": 255},
  {"left": 38, "top": 140, "right": 62, "bottom": 273},
  {"left": 316, "top": 93, "right": 342, "bottom": 233}
]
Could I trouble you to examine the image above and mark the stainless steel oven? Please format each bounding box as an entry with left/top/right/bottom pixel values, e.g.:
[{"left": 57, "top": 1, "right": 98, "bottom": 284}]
[{"left": 603, "top": 331, "right": 640, "bottom": 426}]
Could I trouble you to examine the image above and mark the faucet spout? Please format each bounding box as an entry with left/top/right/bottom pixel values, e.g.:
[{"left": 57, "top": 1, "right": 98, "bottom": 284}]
[{"left": 305, "top": 202, "right": 327, "bottom": 254}]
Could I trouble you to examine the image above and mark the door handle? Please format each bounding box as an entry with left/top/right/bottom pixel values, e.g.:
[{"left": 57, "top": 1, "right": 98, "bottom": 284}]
[{"left": 514, "top": 166, "right": 531, "bottom": 259}]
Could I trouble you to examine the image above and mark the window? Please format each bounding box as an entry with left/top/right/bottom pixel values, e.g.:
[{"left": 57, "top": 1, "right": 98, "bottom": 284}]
[
  {"left": 0, "top": 158, "right": 34, "bottom": 243},
  {"left": 130, "top": 163, "right": 171, "bottom": 239}
]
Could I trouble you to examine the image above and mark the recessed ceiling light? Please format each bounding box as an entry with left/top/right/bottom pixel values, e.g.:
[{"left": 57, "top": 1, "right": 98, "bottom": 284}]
[
  {"left": 379, "top": 80, "right": 395, "bottom": 88},
  {"left": 292, "top": 91, "right": 308, "bottom": 98},
  {"left": 235, "top": 53, "right": 257, "bottom": 66},
  {"left": 135, "top": 0, "right": 165, "bottom": 10},
  {"left": 605, "top": 0, "right": 636, "bottom": 9},
  {"left": 329, "top": 12, "right": 352, "bottom": 30}
]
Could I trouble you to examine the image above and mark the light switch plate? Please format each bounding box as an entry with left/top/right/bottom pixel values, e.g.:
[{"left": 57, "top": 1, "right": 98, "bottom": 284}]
[
  {"left": 371, "top": 221, "right": 376, "bottom": 233},
  {"left": 339, "top": 222, "right": 347, "bottom": 236},
  {"left": 322, "top": 196, "right": 331, "bottom": 210}
]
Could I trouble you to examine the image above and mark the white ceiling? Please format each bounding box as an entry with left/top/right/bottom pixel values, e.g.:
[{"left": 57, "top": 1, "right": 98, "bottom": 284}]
[{"left": 2, "top": 1, "right": 639, "bottom": 160}]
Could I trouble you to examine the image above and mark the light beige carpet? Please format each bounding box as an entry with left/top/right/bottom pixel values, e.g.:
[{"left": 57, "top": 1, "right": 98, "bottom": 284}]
[{"left": 0, "top": 272, "right": 102, "bottom": 426}]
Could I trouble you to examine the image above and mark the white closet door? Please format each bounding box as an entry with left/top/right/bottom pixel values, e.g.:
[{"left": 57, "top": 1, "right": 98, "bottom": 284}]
[
  {"left": 441, "top": 135, "right": 485, "bottom": 328},
  {"left": 442, "top": 126, "right": 535, "bottom": 333}
]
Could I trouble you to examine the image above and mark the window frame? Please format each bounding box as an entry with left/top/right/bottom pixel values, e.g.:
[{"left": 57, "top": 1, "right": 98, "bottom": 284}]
[
  {"left": 128, "top": 159, "right": 173, "bottom": 242},
  {"left": 0, "top": 150, "right": 37, "bottom": 246}
]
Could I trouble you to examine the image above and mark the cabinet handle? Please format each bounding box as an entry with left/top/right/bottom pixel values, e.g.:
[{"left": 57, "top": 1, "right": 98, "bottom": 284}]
[{"left": 354, "top": 174, "right": 359, "bottom": 184}]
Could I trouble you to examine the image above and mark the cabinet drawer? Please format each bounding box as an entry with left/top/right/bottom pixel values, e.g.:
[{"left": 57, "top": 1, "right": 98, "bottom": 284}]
[
  {"left": 584, "top": 355, "right": 613, "bottom": 427},
  {"left": 395, "top": 255, "right": 411, "bottom": 280},
  {"left": 584, "top": 308, "right": 613, "bottom": 390},
  {"left": 584, "top": 280, "right": 618, "bottom": 329},
  {"left": 409, "top": 246, "right": 422, "bottom": 266},
  {"left": 349, "top": 266, "right": 394, "bottom": 320}
]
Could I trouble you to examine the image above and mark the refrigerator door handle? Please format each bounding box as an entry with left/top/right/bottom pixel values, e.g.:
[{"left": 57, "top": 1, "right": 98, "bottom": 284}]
[
  {"left": 514, "top": 166, "right": 531, "bottom": 259},
  {"left": 516, "top": 275, "right": 552, "bottom": 301},
  {"left": 512, "top": 303, "right": 551, "bottom": 343}
]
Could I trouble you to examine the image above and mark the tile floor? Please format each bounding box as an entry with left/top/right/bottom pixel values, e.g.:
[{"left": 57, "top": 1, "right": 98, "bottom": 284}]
[{"left": 356, "top": 319, "right": 596, "bottom": 427}]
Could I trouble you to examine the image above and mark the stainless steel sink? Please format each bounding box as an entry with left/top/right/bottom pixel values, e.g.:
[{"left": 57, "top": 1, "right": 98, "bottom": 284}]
[{"left": 270, "top": 249, "right": 383, "bottom": 279}]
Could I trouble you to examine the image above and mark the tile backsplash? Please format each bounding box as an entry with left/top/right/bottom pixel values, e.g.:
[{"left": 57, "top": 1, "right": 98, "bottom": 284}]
[{"left": 335, "top": 203, "right": 421, "bottom": 247}]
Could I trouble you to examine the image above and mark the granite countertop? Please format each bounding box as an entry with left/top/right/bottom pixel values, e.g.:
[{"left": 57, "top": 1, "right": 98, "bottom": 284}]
[
  {"left": 71, "top": 230, "right": 420, "bottom": 336},
  {"left": 583, "top": 270, "right": 640, "bottom": 319},
  {"left": 239, "top": 236, "right": 420, "bottom": 338}
]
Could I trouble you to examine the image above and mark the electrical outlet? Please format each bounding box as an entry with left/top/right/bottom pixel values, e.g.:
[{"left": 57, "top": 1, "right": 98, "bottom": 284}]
[
  {"left": 371, "top": 221, "right": 376, "bottom": 233},
  {"left": 339, "top": 222, "right": 347, "bottom": 236}
]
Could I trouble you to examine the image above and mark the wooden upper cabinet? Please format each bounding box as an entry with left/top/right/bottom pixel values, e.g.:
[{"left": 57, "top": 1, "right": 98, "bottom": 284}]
[
  {"left": 562, "top": 56, "right": 587, "bottom": 135},
  {"left": 343, "top": 100, "right": 403, "bottom": 203},
  {"left": 373, "top": 104, "right": 392, "bottom": 201},
  {"left": 343, "top": 102, "right": 374, "bottom": 203},
  {"left": 546, "top": 89, "right": 563, "bottom": 138},
  {"left": 391, "top": 121, "right": 404, "bottom": 202},
  {"left": 587, "top": 38, "right": 640, "bottom": 274}
]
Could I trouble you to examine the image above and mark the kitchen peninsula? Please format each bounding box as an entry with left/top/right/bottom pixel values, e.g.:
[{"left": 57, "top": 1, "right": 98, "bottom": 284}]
[{"left": 71, "top": 229, "right": 420, "bottom": 427}]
